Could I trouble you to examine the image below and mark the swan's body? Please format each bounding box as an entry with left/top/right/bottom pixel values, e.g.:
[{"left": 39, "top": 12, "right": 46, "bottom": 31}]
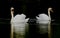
[
  {"left": 36, "top": 8, "right": 53, "bottom": 34},
  {"left": 36, "top": 14, "right": 50, "bottom": 24},
  {"left": 37, "top": 14, "right": 50, "bottom": 20},
  {"left": 10, "top": 7, "right": 29, "bottom": 38}
]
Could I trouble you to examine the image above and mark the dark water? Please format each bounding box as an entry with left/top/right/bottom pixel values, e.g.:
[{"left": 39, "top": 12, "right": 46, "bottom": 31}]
[
  {"left": 0, "top": 19, "right": 10, "bottom": 38},
  {"left": 51, "top": 20, "right": 60, "bottom": 38},
  {"left": 0, "top": 18, "right": 60, "bottom": 38}
]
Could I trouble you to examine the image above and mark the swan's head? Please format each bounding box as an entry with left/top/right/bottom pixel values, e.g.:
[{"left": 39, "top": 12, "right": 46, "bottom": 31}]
[
  {"left": 48, "top": 8, "right": 53, "bottom": 12},
  {"left": 10, "top": 7, "right": 14, "bottom": 14},
  {"left": 10, "top": 7, "right": 14, "bottom": 11}
]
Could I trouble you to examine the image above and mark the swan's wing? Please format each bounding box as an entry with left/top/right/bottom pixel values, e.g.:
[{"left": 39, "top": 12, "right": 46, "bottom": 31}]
[
  {"left": 38, "top": 14, "right": 50, "bottom": 20},
  {"left": 36, "top": 14, "right": 50, "bottom": 24}
]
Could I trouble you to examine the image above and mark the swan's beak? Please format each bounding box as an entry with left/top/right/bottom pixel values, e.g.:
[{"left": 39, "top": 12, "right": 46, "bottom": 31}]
[
  {"left": 50, "top": 9, "right": 53, "bottom": 13},
  {"left": 48, "top": 8, "right": 54, "bottom": 13}
]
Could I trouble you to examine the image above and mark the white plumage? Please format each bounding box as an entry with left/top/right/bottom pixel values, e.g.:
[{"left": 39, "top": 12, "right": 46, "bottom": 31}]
[
  {"left": 36, "top": 14, "right": 50, "bottom": 24},
  {"left": 38, "top": 14, "right": 50, "bottom": 20}
]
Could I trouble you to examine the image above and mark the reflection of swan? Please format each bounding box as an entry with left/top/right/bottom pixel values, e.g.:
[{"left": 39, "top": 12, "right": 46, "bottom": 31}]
[
  {"left": 10, "top": 7, "right": 29, "bottom": 38},
  {"left": 36, "top": 7, "right": 53, "bottom": 34}
]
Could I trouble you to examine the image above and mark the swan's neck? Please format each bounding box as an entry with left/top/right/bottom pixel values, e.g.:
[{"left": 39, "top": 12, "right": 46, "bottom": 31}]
[
  {"left": 11, "top": 12, "right": 14, "bottom": 19},
  {"left": 48, "top": 11, "right": 51, "bottom": 20}
]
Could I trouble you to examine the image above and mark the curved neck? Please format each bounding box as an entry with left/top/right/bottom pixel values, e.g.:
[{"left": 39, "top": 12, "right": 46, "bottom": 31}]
[
  {"left": 48, "top": 10, "right": 51, "bottom": 20},
  {"left": 11, "top": 11, "right": 14, "bottom": 19}
]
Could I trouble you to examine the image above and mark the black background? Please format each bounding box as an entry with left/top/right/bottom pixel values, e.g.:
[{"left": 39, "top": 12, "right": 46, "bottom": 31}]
[{"left": 0, "top": 0, "right": 58, "bottom": 19}]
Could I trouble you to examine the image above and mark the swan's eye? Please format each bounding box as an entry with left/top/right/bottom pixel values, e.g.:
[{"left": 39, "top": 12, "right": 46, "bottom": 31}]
[{"left": 12, "top": 9, "right": 14, "bottom": 11}]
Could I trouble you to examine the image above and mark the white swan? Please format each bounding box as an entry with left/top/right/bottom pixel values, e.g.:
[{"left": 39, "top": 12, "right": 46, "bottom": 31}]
[
  {"left": 36, "top": 7, "right": 53, "bottom": 34},
  {"left": 10, "top": 7, "right": 29, "bottom": 38},
  {"left": 36, "top": 7, "right": 53, "bottom": 24}
]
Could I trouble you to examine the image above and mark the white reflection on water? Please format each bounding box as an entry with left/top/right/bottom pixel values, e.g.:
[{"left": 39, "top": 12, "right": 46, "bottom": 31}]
[
  {"left": 36, "top": 19, "right": 51, "bottom": 38},
  {"left": 37, "top": 21, "right": 50, "bottom": 34}
]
